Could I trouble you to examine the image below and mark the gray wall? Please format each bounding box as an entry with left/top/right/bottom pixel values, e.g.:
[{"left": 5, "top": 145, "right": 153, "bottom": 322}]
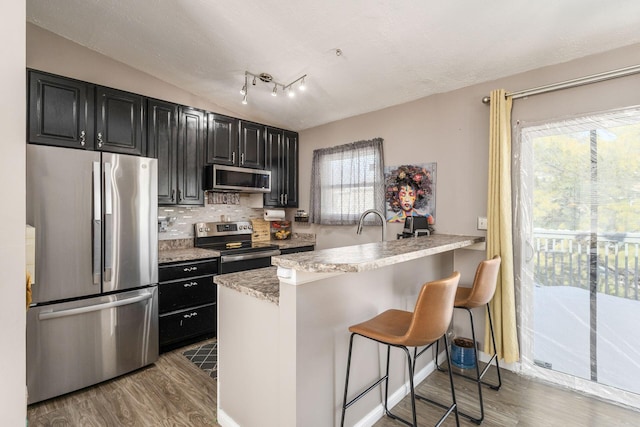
[{"left": 1, "top": 1, "right": 26, "bottom": 424}]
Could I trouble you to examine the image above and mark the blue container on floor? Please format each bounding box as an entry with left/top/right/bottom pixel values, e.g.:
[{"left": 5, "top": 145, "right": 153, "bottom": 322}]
[{"left": 451, "top": 337, "right": 476, "bottom": 369}]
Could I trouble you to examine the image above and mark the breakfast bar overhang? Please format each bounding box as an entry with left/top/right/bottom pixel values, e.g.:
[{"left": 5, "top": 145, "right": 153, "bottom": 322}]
[{"left": 214, "top": 234, "right": 484, "bottom": 427}]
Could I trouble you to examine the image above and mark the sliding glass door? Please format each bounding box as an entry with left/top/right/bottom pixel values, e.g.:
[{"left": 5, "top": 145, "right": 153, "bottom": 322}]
[{"left": 518, "top": 108, "right": 640, "bottom": 401}]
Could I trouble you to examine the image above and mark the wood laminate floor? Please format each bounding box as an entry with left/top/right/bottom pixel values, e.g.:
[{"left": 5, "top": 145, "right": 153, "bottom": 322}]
[
  {"left": 28, "top": 342, "right": 640, "bottom": 426},
  {"left": 27, "top": 339, "right": 219, "bottom": 427}
]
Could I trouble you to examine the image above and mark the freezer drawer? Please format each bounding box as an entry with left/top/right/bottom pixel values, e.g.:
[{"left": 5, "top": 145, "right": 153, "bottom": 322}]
[{"left": 26, "top": 287, "right": 158, "bottom": 404}]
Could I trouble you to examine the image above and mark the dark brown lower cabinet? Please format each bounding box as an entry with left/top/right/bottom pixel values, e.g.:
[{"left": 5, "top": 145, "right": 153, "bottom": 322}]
[{"left": 159, "top": 258, "right": 218, "bottom": 352}]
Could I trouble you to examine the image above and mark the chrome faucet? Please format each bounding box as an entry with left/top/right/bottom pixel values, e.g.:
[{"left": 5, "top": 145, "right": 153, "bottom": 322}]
[{"left": 356, "top": 209, "right": 386, "bottom": 241}]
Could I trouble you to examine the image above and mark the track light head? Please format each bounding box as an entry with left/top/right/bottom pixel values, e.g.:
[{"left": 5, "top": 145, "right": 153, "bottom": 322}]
[
  {"left": 299, "top": 77, "right": 306, "bottom": 91},
  {"left": 242, "top": 93, "right": 248, "bottom": 105},
  {"left": 272, "top": 85, "right": 278, "bottom": 96}
]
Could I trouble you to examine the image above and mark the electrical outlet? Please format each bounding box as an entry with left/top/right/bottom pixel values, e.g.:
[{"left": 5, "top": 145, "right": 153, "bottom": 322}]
[{"left": 477, "top": 216, "right": 487, "bottom": 230}]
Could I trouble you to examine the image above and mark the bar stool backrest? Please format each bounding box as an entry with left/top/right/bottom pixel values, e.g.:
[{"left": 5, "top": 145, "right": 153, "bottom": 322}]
[
  {"left": 403, "top": 271, "right": 460, "bottom": 347},
  {"left": 462, "top": 255, "right": 501, "bottom": 308}
]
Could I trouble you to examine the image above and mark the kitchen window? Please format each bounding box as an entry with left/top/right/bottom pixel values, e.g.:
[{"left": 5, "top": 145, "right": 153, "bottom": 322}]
[{"left": 309, "top": 137, "right": 384, "bottom": 225}]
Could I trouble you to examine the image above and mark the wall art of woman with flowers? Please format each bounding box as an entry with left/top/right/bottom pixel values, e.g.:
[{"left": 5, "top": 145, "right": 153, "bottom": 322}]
[{"left": 384, "top": 163, "right": 436, "bottom": 223}]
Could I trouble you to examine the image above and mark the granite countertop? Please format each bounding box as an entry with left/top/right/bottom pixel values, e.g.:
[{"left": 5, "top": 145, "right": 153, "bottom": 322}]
[
  {"left": 159, "top": 247, "right": 221, "bottom": 264},
  {"left": 158, "top": 234, "right": 316, "bottom": 264},
  {"left": 271, "top": 234, "right": 484, "bottom": 273},
  {"left": 215, "top": 234, "right": 484, "bottom": 305},
  {"left": 214, "top": 267, "right": 280, "bottom": 305}
]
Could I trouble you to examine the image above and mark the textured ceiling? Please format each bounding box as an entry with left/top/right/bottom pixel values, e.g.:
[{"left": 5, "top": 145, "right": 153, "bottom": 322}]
[{"left": 26, "top": 0, "right": 640, "bottom": 131}]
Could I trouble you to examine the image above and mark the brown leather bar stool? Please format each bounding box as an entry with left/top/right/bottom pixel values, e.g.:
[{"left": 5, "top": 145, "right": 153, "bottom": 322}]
[
  {"left": 340, "top": 272, "right": 461, "bottom": 427},
  {"left": 435, "top": 255, "right": 502, "bottom": 424}
]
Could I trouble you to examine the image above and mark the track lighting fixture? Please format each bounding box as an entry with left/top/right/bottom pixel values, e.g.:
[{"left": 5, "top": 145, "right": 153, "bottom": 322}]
[{"left": 239, "top": 71, "right": 307, "bottom": 105}]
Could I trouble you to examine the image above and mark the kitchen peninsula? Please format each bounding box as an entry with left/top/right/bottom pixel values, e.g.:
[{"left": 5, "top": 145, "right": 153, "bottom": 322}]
[{"left": 214, "top": 234, "right": 484, "bottom": 427}]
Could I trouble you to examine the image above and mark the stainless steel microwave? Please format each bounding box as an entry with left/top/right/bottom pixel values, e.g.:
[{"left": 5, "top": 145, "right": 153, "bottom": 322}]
[{"left": 204, "top": 164, "right": 271, "bottom": 193}]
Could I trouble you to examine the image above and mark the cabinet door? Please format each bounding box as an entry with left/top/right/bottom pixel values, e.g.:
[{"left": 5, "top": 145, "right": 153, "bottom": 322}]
[
  {"left": 96, "top": 86, "right": 146, "bottom": 155},
  {"left": 239, "top": 121, "right": 265, "bottom": 169},
  {"left": 205, "top": 113, "right": 238, "bottom": 165},
  {"left": 177, "top": 107, "right": 205, "bottom": 205},
  {"left": 28, "top": 70, "right": 94, "bottom": 149},
  {"left": 148, "top": 99, "right": 178, "bottom": 205},
  {"left": 283, "top": 131, "right": 299, "bottom": 207},
  {"left": 264, "top": 127, "right": 283, "bottom": 207}
]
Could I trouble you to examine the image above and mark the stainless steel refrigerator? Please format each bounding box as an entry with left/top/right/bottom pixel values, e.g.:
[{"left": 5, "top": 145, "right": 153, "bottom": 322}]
[{"left": 26, "top": 144, "right": 159, "bottom": 404}]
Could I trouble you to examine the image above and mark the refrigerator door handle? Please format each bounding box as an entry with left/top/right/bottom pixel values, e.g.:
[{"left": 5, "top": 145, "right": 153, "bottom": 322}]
[
  {"left": 92, "top": 161, "right": 102, "bottom": 286},
  {"left": 104, "top": 161, "right": 113, "bottom": 283},
  {"left": 38, "top": 292, "right": 153, "bottom": 321}
]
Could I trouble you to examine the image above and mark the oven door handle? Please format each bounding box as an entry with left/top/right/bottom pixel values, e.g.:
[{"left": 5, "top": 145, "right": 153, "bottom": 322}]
[{"left": 220, "top": 250, "right": 281, "bottom": 263}]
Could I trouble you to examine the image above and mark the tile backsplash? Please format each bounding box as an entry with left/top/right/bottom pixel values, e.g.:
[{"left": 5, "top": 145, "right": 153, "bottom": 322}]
[{"left": 158, "top": 193, "right": 266, "bottom": 240}]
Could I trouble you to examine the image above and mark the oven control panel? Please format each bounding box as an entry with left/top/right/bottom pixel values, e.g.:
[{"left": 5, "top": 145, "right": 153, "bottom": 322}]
[{"left": 195, "top": 221, "right": 253, "bottom": 238}]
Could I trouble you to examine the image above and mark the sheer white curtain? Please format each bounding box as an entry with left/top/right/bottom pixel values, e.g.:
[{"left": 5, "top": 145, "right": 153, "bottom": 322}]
[{"left": 309, "top": 138, "right": 385, "bottom": 225}]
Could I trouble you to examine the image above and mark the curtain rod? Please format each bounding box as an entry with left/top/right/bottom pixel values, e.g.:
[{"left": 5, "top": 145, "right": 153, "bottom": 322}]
[{"left": 481, "top": 64, "right": 640, "bottom": 104}]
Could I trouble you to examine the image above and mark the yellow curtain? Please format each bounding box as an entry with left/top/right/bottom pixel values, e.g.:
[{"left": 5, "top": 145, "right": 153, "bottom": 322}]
[{"left": 485, "top": 89, "right": 520, "bottom": 363}]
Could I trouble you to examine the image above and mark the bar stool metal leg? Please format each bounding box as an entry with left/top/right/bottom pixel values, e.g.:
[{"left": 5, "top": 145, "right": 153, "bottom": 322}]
[
  {"left": 414, "top": 334, "right": 460, "bottom": 427},
  {"left": 342, "top": 336, "right": 459, "bottom": 427},
  {"left": 384, "top": 346, "right": 418, "bottom": 427},
  {"left": 434, "top": 303, "right": 502, "bottom": 424},
  {"left": 341, "top": 333, "right": 356, "bottom": 427}
]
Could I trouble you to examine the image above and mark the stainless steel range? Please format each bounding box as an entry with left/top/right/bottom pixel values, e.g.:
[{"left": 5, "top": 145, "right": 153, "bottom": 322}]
[{"left": 194, "top": 221, "right": 281, "bottom": 274}]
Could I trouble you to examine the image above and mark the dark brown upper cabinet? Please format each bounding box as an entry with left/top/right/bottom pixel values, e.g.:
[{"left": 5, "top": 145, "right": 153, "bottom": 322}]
[
  {"left": 264, "top": 127, "right": 298, "bottom": 208},
  {"left": 205, "top": 113, "right": 238, "bottom": 166},
  {"left": 176, "top": 107, "right": 205, "bottom": 206},
  {"left": 148, "top": 99, "right": 179, "bottom": 205},
  {"left": 238, "top": 121, "right": 266, "bottom": 169},
  {"left": 28, "top": 70, "right": 95, "bottom": 150},
  {"left": 95, "top": 86, "right": 146, "bottom": 156},
  {"left": 28, "top": 70, "right": 146, "bottom": 156},
  {"left": 206, "top": 118, "right": 265, "bottom": 169}
]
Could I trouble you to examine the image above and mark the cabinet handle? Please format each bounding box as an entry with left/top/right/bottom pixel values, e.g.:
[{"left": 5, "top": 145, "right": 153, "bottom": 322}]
[
  {"left": 171, "top": 189, "right": 175, "bottom": 201},
  {"left": 232, "top": 152, "right": 236, "bottom": 164},
  {"left": 284, "top": 194, "right": 288, "bottom": 205},
  {"left": 183, "top": 281, "right": 198, "bottom": 288},
  {"left": 280, "top": 194, "right": 283, "bottom": 205},
  {"left": 240, "top": 153, "right": 245, "bottom": 165},
  {"left": 183, "top": 312, "right": 198, "bottom": 319},
  {"left": 183, "top": 266, "right": 198, "bottom": 272},
  {"left": 80, "top": 130, "right": 86, "bottom": 146},
  {"left": 177, "top": 189, "right": 182, "bottom": 201},
  {"left": 97, "top": 132, "right": 103, "bottom": 148}
]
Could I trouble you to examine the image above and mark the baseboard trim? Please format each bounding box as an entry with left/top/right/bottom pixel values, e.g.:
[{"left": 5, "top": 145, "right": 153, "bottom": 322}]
[{"left": 217, "top": 408, "right": 241, "bottom": 427}]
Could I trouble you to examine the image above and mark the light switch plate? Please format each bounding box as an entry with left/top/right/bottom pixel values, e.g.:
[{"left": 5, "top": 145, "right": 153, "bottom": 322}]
[{"left": 477, "top": 216, "right": 488, "bottom": 230}]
